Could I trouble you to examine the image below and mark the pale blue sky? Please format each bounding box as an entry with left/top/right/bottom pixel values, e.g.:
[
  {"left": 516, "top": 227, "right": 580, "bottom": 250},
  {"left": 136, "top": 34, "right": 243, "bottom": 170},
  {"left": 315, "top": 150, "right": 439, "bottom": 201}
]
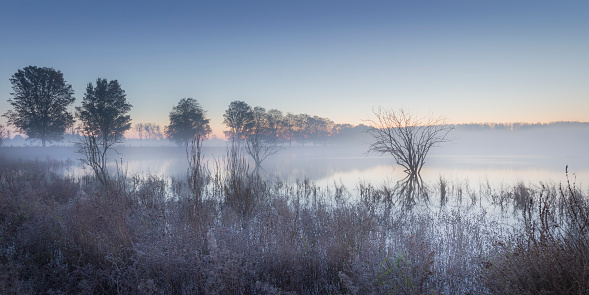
[{"left": 1, "top": 0, "right": 588, "bottom": 138}]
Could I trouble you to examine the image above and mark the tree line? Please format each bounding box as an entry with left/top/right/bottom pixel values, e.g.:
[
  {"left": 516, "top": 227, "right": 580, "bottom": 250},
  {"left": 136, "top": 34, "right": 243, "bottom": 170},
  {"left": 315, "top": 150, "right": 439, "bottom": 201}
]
[
  {"left": 2, "top": 66, "right": 457, "bottom": 190},
  {"left": 1, "top": 66, "right": 368, "bottom": 173},
  {"left": 1, "top": 66, "right": 357, "bottom": 148}
]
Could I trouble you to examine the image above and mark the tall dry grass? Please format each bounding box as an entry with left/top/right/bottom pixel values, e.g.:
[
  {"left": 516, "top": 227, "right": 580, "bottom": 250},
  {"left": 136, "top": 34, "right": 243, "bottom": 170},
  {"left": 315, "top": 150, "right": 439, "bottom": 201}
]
[
  {"left": 0, "top": 153, "right": 587, "bottom": 294},
  {"left": 482, "top": 169, "right": 589, "bottom": 294}
]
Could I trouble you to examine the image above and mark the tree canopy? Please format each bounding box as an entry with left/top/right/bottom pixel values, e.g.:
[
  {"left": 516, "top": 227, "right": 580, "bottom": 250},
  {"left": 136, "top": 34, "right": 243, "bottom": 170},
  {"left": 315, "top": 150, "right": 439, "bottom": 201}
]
[
  {"left": 165, "top": 98, "right": 211, "bottom": 145},
  {"left": 76, "top": 79, "right": 132, "bottom": 142},
  {"left": 223, "top": 100, "right": 254, "bottom": 142},
  {"left": 1, "top": 67, "right": 365, "bottom": 148},
  {"left": 3, "top": 66, "right": 75, "bottom": 147}
]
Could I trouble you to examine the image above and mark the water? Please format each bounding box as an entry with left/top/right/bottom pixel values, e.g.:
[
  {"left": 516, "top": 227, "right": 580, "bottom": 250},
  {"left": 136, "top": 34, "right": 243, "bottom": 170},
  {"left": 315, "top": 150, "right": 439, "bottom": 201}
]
[{"left": 2, "top": 144, "right": 587, "bottom": 191}]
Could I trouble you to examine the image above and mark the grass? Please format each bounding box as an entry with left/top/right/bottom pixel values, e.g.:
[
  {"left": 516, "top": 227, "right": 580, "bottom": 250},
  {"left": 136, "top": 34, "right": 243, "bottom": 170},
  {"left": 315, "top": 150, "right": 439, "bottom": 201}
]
[{"left": 0, "top": 153, "right": 587, "bottom": 294}]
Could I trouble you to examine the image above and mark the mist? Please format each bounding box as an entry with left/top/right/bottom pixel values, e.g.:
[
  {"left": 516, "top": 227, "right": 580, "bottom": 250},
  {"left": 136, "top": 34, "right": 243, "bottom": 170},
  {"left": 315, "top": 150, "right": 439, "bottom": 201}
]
[{"left": 2, "top": 122, "right": 588, "bottom": 188}]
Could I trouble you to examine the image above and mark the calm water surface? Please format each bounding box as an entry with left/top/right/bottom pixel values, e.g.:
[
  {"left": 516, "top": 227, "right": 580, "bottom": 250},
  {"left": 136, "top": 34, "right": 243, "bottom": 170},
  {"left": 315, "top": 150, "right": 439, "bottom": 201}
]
[{"left": 3, "top": 145, "right": 587, "bottom": 190}]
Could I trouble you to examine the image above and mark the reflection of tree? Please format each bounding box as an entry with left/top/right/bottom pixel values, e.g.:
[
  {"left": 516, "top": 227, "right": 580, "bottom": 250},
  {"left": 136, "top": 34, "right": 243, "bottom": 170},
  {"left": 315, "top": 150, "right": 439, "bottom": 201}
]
[{"left": 393, "top": 174, "right": 428, "bottom": 209}]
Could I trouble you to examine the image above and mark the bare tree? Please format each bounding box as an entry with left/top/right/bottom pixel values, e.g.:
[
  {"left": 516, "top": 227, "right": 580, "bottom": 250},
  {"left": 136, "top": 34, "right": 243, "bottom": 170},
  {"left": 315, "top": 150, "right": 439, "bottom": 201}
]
[{"left": 367, "top": 107, "right": 453, "bottom": 181}]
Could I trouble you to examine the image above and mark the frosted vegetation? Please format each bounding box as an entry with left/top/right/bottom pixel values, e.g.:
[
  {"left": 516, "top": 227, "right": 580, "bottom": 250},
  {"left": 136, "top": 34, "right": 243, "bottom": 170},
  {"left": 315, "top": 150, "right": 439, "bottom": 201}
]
[
  {"left": 2, "top": 66, "right": 589, "bottom": 293},
  {"left": 1, "top": 144, "right": 588, "bottom": 294}
]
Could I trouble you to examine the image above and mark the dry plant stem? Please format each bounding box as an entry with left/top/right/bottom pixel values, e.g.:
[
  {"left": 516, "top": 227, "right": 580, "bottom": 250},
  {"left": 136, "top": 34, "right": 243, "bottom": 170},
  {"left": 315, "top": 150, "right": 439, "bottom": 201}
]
[{"left": 186, "top": 134, "right": 208, "bottom": 202}]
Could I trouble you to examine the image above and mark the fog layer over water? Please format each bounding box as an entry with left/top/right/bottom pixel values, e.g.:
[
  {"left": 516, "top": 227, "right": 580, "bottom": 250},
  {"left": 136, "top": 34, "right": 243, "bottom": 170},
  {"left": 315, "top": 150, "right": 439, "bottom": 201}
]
[{"left": 2, "top": 123, "right": 588, "bottom": 189}]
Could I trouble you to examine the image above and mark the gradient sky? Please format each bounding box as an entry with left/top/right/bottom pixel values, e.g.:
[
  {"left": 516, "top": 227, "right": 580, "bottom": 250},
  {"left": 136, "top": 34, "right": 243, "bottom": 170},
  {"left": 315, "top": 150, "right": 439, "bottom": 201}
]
[{"left": 1, "top": 0, "right": 588, "bottom": 139}]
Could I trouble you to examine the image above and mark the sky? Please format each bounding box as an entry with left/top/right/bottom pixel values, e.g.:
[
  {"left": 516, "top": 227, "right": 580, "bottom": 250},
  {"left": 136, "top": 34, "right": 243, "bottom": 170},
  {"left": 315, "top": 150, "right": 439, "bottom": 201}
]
[{"left": 1, "top": 0, "right": 588, "bottom": 139}]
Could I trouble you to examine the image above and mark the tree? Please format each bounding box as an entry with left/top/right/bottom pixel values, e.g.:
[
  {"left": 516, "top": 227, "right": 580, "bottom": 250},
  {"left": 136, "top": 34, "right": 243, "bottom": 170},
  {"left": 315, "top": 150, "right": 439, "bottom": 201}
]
[
  {"left": 281, "top": 113, "right": 297, "bottom": 145},
  {"left": 244, "top": 107, "right": 283, "bottom": 169},
  {"left": 293, "top": 114, "right": 312, "bottom": 145},
  {"left": 136, "top": 123, "right": 164, "bottom": 140},
  {"left": 367, "top": 107, "right": 453, "bottom": 181},
  {"left": 266, "top": 109, "right": 284, "bottom": 141},
  {"left": 307, "top": 115, "right": 334, "bottom": 145},
  {"left": 0, "top": 124, "right": 10, "bottom": 147},
  {"left": 135, "top": 123, "right": 145, "bottom": 140},
  {"left": 223, "top": 101, "right": 254, "bottom": 142},
  {"left": 145, "top": 123, "right": 163, "bottom": 140},
  {"left": 165, "top": 98, "right": 211, "bottom": 145},
  {"left": 3, "top": 66, "right": 75, "bottom": 147},
  {"left": 76, "top": 78, "right": 132, "bottom": 184}
]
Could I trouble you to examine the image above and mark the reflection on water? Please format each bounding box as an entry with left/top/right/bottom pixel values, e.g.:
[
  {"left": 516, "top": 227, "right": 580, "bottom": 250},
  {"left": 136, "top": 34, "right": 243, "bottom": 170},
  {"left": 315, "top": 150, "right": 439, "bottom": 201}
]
[
  {"left": 1, "top": 145, "right": 588, "bottom": 190},
  {"left": 390, "top": 174, "right": 429, "bottom": 209}
]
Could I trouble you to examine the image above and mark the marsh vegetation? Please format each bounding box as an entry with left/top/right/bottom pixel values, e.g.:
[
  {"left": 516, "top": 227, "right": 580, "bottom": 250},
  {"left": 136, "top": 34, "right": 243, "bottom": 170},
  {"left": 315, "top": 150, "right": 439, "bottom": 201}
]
[{"left": 1, "top": 145, "right": 587, "bottom": 294}]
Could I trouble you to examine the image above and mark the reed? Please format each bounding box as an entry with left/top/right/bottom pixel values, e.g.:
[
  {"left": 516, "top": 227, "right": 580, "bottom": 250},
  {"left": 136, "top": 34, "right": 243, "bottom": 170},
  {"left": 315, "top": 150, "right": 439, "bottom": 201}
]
[{"left": 0, "top": 157, "right": 587, "bottom": 294}]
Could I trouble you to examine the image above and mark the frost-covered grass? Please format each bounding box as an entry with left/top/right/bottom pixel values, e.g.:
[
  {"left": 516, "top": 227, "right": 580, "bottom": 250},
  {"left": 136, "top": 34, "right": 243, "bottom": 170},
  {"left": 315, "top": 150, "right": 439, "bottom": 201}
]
[{"left": 0, "top": 154, "right": 587, "bottom": 294}]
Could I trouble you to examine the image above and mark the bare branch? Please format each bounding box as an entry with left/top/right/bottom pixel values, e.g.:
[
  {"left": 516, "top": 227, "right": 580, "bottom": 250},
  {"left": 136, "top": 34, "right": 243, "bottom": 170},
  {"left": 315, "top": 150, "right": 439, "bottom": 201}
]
[{"left": 367, "top": 107, "right": 454, "bottom": 178}]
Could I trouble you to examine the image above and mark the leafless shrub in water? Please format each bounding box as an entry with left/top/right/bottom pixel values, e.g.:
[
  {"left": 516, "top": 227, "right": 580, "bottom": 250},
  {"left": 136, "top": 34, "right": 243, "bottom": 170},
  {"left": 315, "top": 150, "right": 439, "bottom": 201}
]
[{"left": 367, "top": 107, "right": 453, "bottom": 180}]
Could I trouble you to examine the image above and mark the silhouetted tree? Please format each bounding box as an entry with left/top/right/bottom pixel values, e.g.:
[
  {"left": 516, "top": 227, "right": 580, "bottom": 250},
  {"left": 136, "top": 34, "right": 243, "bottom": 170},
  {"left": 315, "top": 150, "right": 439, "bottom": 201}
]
[
  {"left": 291, "top": 114, "right": 334, "bottom": 145},
  {"left": 135, "top": 123, "right": 145, "bottom": 140},
  {"left": 76, "top": 78, "right": 132, "bottom": 184},
  {"left": 223, "top": 100, "right": 254, "bottom": 143},
  {"left": 0, "top": 124, "right": 9, "bottom": 147},
  {"left": 3, "top": 66, "right": 75, "bottom": 147},
  {"left": 292, "top": 114, "right": 310, "bottom": 145},
  {"left": 367, "top": 107, "right": 453, "bottom": 182},
  {"left": 165, "top": 98, "right": 211, "bottom": 145},
  {"left": 267, "top": 109, "right": 284, "bottom": 141},
  {"left": 136, "top": 123, "right": 163, "bottom": 140},
  {"left": 281, "top": 112, "right": 297, "bottom": 145},
  {"left": 307, "top": 115, "right": 334, "bottom": 144},
  {"left": 245, "top": 107, "right": 283, "bottom": 170},
  {"left": 146, "top": 123, "right": 163, "bottom": 140},
  {"left": 330, "top": 124, "right": 371, "bottom": 145}
]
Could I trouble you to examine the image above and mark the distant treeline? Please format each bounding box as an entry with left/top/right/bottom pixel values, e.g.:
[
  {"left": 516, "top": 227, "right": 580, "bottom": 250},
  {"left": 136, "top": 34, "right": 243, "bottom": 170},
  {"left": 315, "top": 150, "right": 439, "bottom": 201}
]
[
  {"left": 4, "top": 121, "right": 587, "bottom": 148},
  {"left": 2, "top": 65, "right": 587, "bottom": 147},
  {"left": 454, "top": 121, "right": 589, "bottom": 131},
  {"left": 1, "top": 113, "right": 371, "bottom": 148}
]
